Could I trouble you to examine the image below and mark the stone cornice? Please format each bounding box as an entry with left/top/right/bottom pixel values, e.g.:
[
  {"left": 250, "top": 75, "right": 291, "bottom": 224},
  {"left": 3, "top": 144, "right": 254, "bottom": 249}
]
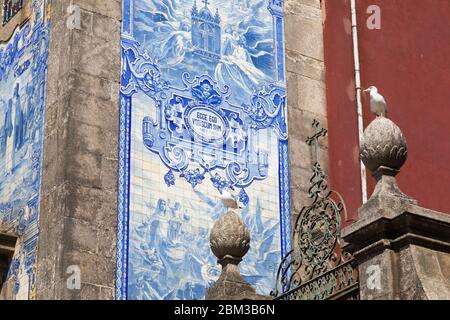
[{"left": 342, "top": 201, "right": 450, "bottom": 262}]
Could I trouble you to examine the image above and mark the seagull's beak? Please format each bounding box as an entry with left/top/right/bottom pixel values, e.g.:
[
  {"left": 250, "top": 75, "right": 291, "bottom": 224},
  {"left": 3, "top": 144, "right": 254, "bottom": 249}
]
[{"left": 363, "top": 88, "right": 370, "bottom": 93}]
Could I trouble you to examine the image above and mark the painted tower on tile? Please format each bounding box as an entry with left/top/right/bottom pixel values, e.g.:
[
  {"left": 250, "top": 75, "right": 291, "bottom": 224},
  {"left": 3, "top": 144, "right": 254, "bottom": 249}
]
[{"left": 191, "top": 0, "right": 222, "bottom": 61}]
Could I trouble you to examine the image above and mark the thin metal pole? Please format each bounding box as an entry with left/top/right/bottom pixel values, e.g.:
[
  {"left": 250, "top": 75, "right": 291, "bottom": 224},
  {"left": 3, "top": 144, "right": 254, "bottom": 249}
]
[{"left": 350, "top": 0, "right": 368, "bottom": 204}]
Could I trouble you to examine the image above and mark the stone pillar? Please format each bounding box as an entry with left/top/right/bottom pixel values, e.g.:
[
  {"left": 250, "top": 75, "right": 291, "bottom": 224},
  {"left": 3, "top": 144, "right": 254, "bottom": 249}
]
[
  {"left": 342, "top": 110, "right": 450, "bottom": 300},
  {"left": 284, "top": 0, "right": 330, "bottom": 229},
  {"left": 35, "top": 0, "right": 122, "bottom": 299},
  {"left": 206, "top": 194, "right": 268, "bottom": 300}
]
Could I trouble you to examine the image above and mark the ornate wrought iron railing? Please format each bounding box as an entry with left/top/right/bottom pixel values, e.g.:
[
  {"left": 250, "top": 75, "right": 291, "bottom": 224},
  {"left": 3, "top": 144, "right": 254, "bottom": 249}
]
[{"left": 271, "top": 120, "right": 359, "bottom": 300}]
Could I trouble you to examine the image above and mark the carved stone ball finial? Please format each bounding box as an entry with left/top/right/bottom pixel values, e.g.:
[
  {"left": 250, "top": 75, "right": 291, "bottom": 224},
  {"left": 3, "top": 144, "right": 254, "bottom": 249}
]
[
  {"left": 206, "top": 192, "right": 268, "bottom": 299},
  {"left": 210, "top": 193, "right": 250, "bottom": 265},
  {"left": 360, "top": 116, "right": 408, "bottom": 175},
  {"left": 359, "top": 93, "right": 417, "bottom": 206}
]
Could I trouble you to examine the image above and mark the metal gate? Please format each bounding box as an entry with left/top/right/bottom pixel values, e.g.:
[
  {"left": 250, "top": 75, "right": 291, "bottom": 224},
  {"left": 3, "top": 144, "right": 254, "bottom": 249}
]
[{"left": 271, "top": 120, "right": 359, "bottom": 300}]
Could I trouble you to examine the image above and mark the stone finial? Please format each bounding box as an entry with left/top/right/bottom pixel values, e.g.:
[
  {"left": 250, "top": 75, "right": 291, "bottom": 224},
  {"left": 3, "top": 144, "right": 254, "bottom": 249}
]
[
  {"left": 360, "top": 116, "right": 408, "bottom": 174},
  {"left": 360, "top": 90, "right": 416, "bottom": 205},
  {"left": 210, "top": 192, "right": 250, "bottom": 266},
  {"left": 205, "top": 192, "right": 265, "bottom": 300}
]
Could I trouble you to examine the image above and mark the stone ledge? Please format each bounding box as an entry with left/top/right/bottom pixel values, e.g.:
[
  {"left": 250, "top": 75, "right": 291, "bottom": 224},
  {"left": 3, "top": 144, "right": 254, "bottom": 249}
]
[{"left": 342, "top": 200, "right": 450, "bottom": 262}]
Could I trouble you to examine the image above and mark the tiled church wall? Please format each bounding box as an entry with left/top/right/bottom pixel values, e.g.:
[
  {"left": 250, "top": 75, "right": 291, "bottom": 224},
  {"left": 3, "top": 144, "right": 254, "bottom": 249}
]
[
  {"left": 116, "top": 0, "right": 291, "bottom": 300},
  {"left": 29, "top": 0, "right": 329, "bottom": 300}
]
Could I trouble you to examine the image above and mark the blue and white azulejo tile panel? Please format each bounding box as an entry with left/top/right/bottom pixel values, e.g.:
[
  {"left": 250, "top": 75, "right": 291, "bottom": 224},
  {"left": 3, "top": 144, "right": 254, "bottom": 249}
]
[
  {"left": 0, "top": 0, "right": 50, "bottom": 300},
  {"left": 117, "top": 0, "right": 291, "bottom": 300}
]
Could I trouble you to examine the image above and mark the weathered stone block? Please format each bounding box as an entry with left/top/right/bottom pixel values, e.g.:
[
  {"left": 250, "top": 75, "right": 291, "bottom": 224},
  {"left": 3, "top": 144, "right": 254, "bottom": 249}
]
[{"left": 343, "top": 201, "right": 450, "bottom": 300}]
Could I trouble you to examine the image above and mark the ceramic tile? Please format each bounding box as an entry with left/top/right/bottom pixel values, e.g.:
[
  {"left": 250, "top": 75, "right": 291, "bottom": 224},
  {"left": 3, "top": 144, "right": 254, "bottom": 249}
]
[{"left": 117, "top": 0, "right": 290, "bottom": 300}]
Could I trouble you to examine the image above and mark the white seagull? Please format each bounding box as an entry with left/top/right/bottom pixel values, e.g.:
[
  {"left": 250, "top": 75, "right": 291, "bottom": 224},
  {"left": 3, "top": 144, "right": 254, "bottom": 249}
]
[
  {"left": 221, "top": 190, "right": 239, "bottom": 209},
  {"left": 364, "top": 86, "right": 388, "bottom": 117}
]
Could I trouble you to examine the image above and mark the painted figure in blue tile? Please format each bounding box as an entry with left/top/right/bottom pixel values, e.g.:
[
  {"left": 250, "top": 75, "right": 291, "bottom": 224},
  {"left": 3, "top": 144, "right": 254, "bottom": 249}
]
[
  {"left": 13, "top": 84, "right": 26, "bottom": 153},
  {"left": 132, "top": 192, "right": 279, "bottom": 298},
  {"left": 25, "top": 85, "right": 37, "bottom": 138},
  {"left": 130, "top": 198, "right": 217, "bottom": 299},
  {"left": 0, "top": 84, "right": 27, "bottom": 175},
  {"left": 136, "top": 199, "right": 168, "bottom": 248},
  {"left": 0, "top": 98, "right": 13, "bottom": 159},
  {"left": 228, "top": 113, "right": 247, "bottom": 147},
  {"left": 185, "top": 227, "right": 214, "bottom": 281},
  {"left": 165, "top": 97, "right": 185, "bottom": 133},
  {"left": 217, "top": 22, "right": 271, "bottom": 94},
  {"left": 135, "top": 248, "right": 165, "bottom": 300},
  {"left": 192, "top": 79, "right": 222, "bottom": 106},
  {"left": 3, "top": 98, "right": 14, "bottom": 174},
  {"left": 154, "top": 199, "right": 168, "bottom": 217}
]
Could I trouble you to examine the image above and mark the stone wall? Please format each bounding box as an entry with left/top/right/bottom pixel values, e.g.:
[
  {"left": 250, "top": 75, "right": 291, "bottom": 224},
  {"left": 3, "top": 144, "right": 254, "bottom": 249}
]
[
  {"left": 35, "top": 0, "right": 121, "bottom": 300},
  {"left": 284, "top": 0, "right": 329, "bottom": 226},
  {"left": 357, "top": 244, "right": 450, "bottom": 300}
]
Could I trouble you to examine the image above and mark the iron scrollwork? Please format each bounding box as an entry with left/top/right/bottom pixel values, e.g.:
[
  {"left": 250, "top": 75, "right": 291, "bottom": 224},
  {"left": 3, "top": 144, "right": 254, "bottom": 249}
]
[{"left": 271, "top": 120, "right": 359, "bottom": 300}]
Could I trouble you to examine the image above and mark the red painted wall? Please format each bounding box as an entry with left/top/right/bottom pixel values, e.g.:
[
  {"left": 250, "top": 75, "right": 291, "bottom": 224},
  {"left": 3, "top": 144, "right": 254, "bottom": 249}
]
[
  {"left": 323, "top": 0, "right": 362, "bottom": 226},
  {"left": 324, "top": 0, "right": 450, "bottom": 221}
]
